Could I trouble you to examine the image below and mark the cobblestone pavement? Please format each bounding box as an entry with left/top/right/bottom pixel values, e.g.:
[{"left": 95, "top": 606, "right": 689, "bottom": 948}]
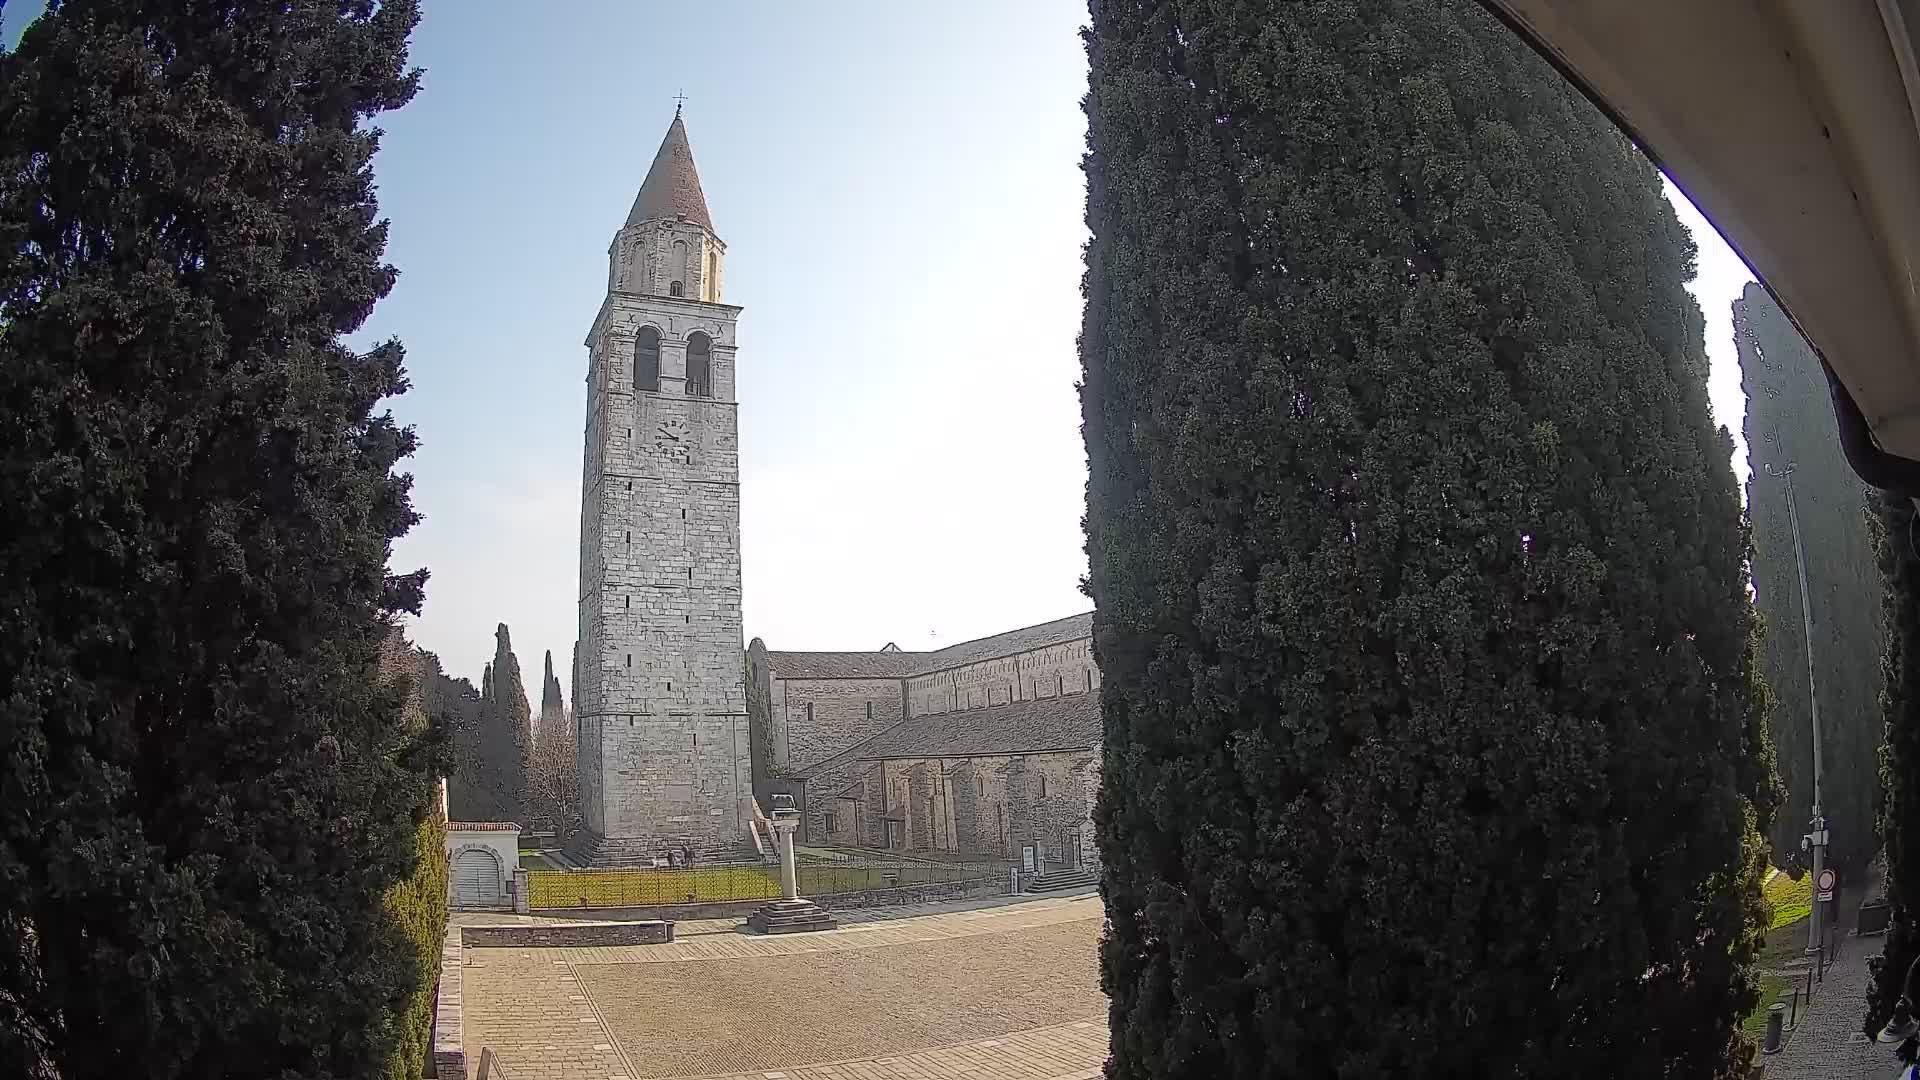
[
  {"left": 1763, "top": 931, "right": 1896, "bottom": 1080},
  {"left": 462, "top": 894, "right": 1108, "bottom": 1079}
]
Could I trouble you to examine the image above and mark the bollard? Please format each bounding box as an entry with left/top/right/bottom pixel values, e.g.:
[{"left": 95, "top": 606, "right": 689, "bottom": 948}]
[{"left": 1762, "top": 1002, "right": 1787, "bottom": 1055}]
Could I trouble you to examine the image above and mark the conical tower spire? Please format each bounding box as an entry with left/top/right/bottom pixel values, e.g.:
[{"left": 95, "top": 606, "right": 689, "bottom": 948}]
[{"left": 626, "top": 114, "right": 714, "bottom": 233}]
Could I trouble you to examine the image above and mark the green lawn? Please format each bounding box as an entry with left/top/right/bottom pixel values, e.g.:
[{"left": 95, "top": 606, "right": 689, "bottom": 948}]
[
  {"left": 1739, "top": 869, "right": 1815, "bottom": 1042},
  {"left": 1764, "top": 869, "right": 1814, "bottom": 931},
  {"left": 1741, "top": 971, "right": 1794, "bottom": 1038}
]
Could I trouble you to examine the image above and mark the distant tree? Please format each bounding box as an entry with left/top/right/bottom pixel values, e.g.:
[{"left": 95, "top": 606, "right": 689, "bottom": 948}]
[
  {"left": 1738, "top": 282, "right": 1884, "bottom": 875},
  {"left": 1080, "top": 0, "right": 1776, "bottom": 1075},
  {"left": 479, "top": 623, "right": 532, "bottom": 823},
  {"left": 424, "top": 652, "right": 503, "bottom": 822},
  {"left": 0, "top": 1, "right": 433, "bottom": 1076},
  {"left": 526, "top": 650, "right": 579, "bottom": 836}
]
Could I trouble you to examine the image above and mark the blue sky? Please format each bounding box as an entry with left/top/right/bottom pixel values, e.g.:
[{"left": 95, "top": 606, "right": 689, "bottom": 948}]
[{"left": 3, "top": 2, "right": 1755, "bottom": 694}]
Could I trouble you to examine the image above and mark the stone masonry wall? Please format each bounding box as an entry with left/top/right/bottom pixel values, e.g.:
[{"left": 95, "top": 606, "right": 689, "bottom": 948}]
[
  {"left": 1004, "top": 753, "right": 1097, "bottom": 870},
  {"left": 771, "top": 675, "right": 906, "bottom": 773},
  {"left": 826, "top": 750, "right": 1096, "bottom": 863},
  {"left": 611, "top": 218, "right": 724, "bottom": 305},
  {"left": 905, "top": 637, "right": 1099, "bottom": 717}
]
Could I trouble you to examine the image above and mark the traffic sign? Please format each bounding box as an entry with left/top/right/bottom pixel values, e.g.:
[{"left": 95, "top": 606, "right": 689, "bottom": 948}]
[{"left": 1816, "top": 867, "right": 1837, "bottom": 902}]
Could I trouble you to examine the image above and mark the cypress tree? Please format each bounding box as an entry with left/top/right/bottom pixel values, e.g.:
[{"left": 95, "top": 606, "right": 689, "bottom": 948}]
[
  {"left": 0, "top": 1, "right": 432, "bottom": 1076},
  {"left": 1737, "top": 283, "right": 1884, "bottom": 875},
  {"left": 1080, "top": 1, "right": 1775, "bottom": 1074},
  {"left": 1871, "top": 493, "right": 1920, "bottom": 1032},
  {"left": 484, "top": 623, "right": 532, "bottom": 823}
]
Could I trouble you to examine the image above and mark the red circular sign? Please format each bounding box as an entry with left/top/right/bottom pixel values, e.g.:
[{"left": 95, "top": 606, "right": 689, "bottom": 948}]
[{"left": 1818, "top": 868, "right": 1837, "bottom": 892}]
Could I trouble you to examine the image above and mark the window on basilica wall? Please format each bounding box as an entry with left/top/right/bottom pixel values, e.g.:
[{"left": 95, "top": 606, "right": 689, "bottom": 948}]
[{"left": 1039, "top": 775, "right": 1048, "bottom": 798}]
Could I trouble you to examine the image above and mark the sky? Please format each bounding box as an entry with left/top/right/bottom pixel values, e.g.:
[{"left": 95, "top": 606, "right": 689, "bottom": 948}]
[{"left": 2, "top": 2, "right": 1758, "bottom": 697}]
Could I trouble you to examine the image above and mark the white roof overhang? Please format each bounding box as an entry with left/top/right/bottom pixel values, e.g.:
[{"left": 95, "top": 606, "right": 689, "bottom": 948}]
[{"left": 1479, "top": 1, "right": 1920, "bottom": 485}]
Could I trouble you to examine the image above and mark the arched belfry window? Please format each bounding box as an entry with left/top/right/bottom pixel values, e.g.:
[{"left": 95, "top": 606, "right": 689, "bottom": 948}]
[
  {"left": 686, "top": 331, "right": 712, "bottom": 398},
  {"left": 706, "top": 250, "right": 718, "bottom": 300},
  {"left": 670, "top": 239, "right": 689, "bottom": 296},
  {"left": 635, "top": 326, "right": 660, "bottom": 392}
]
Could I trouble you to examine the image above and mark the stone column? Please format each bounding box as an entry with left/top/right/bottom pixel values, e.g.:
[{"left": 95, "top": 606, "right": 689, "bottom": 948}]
[{"left": 776, "top": 817, "right": 799, "bottom": 901}]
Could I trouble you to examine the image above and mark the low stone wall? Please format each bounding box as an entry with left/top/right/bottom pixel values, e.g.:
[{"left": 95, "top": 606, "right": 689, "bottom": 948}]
[
  {"left": 831, "top": 877, "right": 1000, "bottom": 909},
  {"left": 461, "top": 920, "right": 675, "bottom": 948},
  {"left": 432, "top": 935, "right": 465, "bottom": 1080}
]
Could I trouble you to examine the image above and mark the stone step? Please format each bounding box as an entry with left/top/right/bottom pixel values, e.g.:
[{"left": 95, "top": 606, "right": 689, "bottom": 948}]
[
  {"left": 746, "top": 898, "right": 839, "bottom": 935},
  {"left": 1026, "top": 868, "right": 1098, "bottom": 894}
]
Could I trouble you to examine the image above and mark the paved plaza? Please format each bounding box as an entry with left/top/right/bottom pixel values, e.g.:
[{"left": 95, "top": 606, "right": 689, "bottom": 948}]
[{"left": 460, "top": 893, "right": 1109, "bottom": 1079}]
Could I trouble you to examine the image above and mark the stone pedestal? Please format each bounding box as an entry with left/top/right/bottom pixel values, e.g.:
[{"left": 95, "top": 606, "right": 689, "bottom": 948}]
[{"left": 746, "top": 897, "right": 838, "bottom": 935}]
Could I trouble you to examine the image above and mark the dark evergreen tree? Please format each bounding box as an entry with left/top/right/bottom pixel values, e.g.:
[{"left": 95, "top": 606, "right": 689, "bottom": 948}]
[
  {"left": 1080, "top": 1, "right": 1776, "bottom": 1075},
  {"left": 0, "top": 1, "right": 432, "bottom": 1076},
  {"left": 482, "top": 623, "right": 531, "bottom": 823},
  {"left": 425, "top": 653, "right": 499, "bottom": 822},
  {"left": 1870, "top": 492, "right": 1920, "bottom": 1033},
  {"left": 1737, "top": 282, "right": 1884, "bottom": 875},
  {"left": 539, "top": 649, "right": 568, "bottom": 748}
]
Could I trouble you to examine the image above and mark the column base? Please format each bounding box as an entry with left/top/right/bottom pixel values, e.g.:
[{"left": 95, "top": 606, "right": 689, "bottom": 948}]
[{"left": 746, "top": 898, "right": 838, "bottom": 935}]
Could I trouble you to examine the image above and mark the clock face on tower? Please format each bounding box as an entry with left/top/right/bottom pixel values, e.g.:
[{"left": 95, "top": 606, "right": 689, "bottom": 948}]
[{"left": 653, "top": 416, "right": 692, "bottom": 463}]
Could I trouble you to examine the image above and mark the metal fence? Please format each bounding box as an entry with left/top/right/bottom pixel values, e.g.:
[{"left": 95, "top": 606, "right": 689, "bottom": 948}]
[{"left": 527, "top": 855, "right": 998, "bottom": 910}]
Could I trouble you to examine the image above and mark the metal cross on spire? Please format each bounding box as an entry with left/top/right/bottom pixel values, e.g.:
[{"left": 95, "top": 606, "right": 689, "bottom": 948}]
[{"left": 673, "top": 89, "right": 688, "bottom": 117}]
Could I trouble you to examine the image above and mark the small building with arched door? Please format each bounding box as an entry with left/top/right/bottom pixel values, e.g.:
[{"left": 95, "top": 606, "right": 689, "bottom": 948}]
[{"left": 447, "top": 822, "right": 521, "bottom": 910}]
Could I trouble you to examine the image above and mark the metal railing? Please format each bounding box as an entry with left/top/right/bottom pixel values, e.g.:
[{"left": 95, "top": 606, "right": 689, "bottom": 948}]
[{"left": 527, "top": 854, "right": 997, "bottom": 910}]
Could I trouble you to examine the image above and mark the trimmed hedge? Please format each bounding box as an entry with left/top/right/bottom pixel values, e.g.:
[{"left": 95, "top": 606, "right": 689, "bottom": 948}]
[{"left": 381, "top": 813, "right": 449, "bottom": 1080}]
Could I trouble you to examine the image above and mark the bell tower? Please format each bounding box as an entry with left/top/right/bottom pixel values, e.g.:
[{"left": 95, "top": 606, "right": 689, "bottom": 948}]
[{"left": 573, "top": 110, "right": 751, "bottom": 864}]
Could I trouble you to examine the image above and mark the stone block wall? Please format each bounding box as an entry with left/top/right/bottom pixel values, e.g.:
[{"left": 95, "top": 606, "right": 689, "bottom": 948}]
[
  {"left": 1003, "top": 753, "right": 1097, "bottom": 870},
  {"left": 770, "top": 675, "right": 905, "bottom": 773},
  {"left": 461, "top": 920, "right": 675, "bottom": 948},
  {"left": 815, "top": 750, "right": 1096, "bottom": 863},
  {"left": 905, "top": 637, "right": 1099, "bottom": 718},
  {"left": 611, "top": 218, "right": 724, "bottom": 304}
]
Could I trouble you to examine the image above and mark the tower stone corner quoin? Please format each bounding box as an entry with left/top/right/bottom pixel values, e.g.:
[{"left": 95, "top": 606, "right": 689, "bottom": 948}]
[{"left": 570, "top": 112, "right": 751, "bottom": 866}]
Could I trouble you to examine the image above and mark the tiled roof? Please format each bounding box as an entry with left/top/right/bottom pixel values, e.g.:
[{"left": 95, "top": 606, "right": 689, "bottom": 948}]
[
  {"left": 851, "top": 692, "right": 1101, "bottom": 761},
  {"left": 765, "top": 612, "right": 1093, "bottom": 682},
  {"left": 916, "top": 612, "right": 1092, "bottom": 673},
  {"left": 449, "top": 821, "right": 521, "bottom": 832},
  {"left": 626, "top": 114, "right": 714, "bottom": 232},
  {"left": 764, "top": 651, "right": 926, "bottom": 680}
]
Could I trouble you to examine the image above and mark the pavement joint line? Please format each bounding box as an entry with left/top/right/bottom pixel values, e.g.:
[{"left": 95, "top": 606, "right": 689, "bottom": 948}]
[{"left": 567, "top": 955, "right": 642, "bottom": 1079}]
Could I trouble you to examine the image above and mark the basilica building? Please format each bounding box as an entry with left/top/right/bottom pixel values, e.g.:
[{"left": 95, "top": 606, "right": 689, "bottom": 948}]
[{"left": 572, "top": 113, "right": 1099, "bottom": 874}]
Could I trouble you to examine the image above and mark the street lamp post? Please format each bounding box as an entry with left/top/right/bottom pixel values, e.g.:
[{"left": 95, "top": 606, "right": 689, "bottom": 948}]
[{"left": 1765, "top": 460, "right": 1829, "bottom": 959}]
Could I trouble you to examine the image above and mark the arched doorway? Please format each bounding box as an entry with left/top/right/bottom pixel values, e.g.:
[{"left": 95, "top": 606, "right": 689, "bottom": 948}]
[{"left": 453, "top": 847, "right": 504, "bottom": 907}]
